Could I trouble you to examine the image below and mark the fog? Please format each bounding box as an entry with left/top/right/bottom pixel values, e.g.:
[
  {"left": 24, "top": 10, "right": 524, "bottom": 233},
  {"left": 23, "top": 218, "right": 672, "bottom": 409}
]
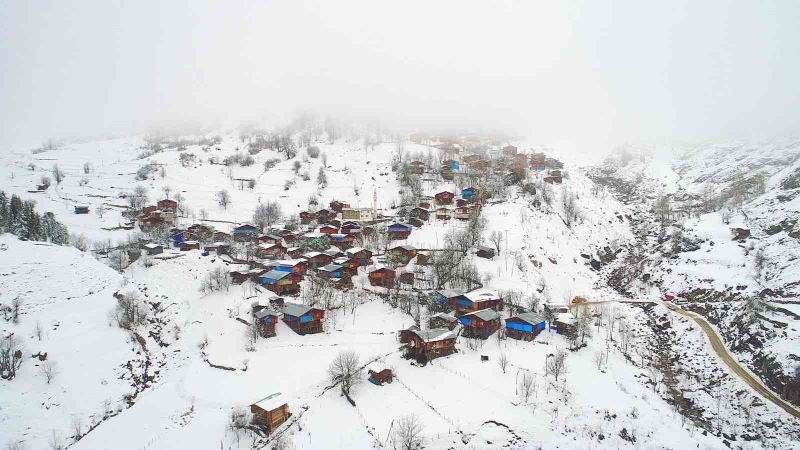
[{"left": 2, "top": 0, "right": 799, "bottom": 151}]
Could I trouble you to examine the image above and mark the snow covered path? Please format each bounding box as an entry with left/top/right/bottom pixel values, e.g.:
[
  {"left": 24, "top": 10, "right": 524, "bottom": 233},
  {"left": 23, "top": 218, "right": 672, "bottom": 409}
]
[{"left": 663, "top": 301, "right": 800, "bottom": 419}]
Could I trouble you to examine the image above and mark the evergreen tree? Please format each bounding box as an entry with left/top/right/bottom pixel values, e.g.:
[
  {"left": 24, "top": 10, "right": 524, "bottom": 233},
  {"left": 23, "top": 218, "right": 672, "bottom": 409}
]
[
  {"left": 0, "top": 191, "right": 8, "bottom": 232},
  {"left": 9, "top": 194, "right": 23, "bottom": 236}
]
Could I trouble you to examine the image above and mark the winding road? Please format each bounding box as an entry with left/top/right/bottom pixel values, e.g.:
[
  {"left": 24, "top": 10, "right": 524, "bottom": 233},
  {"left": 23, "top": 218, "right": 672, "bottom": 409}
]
[{"left": 663, "top": 302, "right": 800, "bottom": 419}]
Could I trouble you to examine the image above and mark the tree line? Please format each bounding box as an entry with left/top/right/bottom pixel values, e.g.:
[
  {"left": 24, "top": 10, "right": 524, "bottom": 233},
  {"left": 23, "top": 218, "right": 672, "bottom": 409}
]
[{"left": 0, "top": 190, "right": 69, "bottom": 245}]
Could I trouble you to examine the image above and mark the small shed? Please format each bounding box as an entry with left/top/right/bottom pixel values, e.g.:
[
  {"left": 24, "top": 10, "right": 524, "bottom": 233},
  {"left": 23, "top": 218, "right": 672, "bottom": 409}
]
[
  {"left": 179, "top": 240, "right": 201, "bottom": 251},
  {"left": 141, "top": 243, "right": 163, "bottom": 255},
  {"left": 250, "top": 393, "right": 290, "bottom": 433},
  {"left": 367, "top": 368, "right": 394, "bottom": 385},
  {"left": 74, "top": 206, "right": 90, "bottom": 214},
  {"left": 254, "top": 308, "right": 281, "bottom": 338},
  {"left": 429, "top": 312, "right": 458, "bottom": 330},
  {"left": 282, "top": 303, "right": 324, "bottom": 335},
  {"left": 476, "top": 245, "right": 495, "bottom": 259},
  {"left": 505, "top": 312, "right": 546, "bottom": 341}
]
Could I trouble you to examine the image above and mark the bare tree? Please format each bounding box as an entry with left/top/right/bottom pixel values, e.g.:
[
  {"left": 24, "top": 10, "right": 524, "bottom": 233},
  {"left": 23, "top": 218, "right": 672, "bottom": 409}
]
[
  {"left": 593, "top": 350, "right": 606, "bottom": 370},
  {"left": 489, "top": 230, "right": 503, "bottom": 254},
  {"left": 546, "top": 349, "right": 568, "bottom": 381},
  {"left": 253, "top": 201, "right": 283, "bottom": 232},
  {"left": 317, "top": 167, "right": 328, "bottom": 188},
  {"left": 48, "top": 430, "right": 65, "bottom": 450},
  {"left": 162, "top": 185, "right": 171, "bottom": 199},
  {"left": 392, "top": 414, "right": 424, "bottom": 450},
  {"left": 71, "top": 415, "right": 83, "bottom": 441},
  {"left": 328, "top": 350, "right": 361, "bottom": 398},
  {"left": 0, "top": 335, "right": 24, "bottom": 379},
  {"left": 52, "top": 164, "right": 65, "bottom": 184},
  {"left": 34, "top": 321, "right": 44, "bottom": 341},
  {"left": 216, "top": 190, "right": 230, "bottom": 209},
  {"left": 128, "top": 185, "right": 149, "bottom": 211},
  {"left": 498, "top": 353, "right": 509, "bottom": 374},
  {"left": 519, "top": 371, "right": 536, "bottom": 403},
  {"left": 561, "top": 189, "right": 579, "bottom": 227}
]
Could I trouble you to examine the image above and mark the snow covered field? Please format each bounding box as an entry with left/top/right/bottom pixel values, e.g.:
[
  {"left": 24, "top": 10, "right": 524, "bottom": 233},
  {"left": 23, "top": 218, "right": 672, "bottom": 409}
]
[{"left": 2, "top": 131, "right": 799, "bottom": 449}]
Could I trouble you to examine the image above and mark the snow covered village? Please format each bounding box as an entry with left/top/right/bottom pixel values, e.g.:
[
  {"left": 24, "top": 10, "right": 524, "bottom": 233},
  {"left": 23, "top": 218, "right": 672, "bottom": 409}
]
[{"left": 2, "top": 2, "right": 800, "bottom": 450}]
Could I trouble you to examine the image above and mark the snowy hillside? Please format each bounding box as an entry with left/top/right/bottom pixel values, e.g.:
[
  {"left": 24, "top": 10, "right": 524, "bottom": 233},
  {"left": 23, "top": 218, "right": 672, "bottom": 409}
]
[
  {"left": 2, "top": 126, "right": 799, "bottom": 449},
  {"left": 589, "top": 139, "right": 800, "bottom": 412}
]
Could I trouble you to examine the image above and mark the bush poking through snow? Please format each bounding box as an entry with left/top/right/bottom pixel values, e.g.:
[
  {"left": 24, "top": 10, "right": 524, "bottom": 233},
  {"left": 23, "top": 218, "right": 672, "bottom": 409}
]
[
  {"left": 0, "top": 334, "right": 24, "bottom": 380},
  {"left": 40, "top": 360, "right": 58, "bottom": 384},
  {"left": 113, "top": 291, "right": 149, "bottom": 330}
]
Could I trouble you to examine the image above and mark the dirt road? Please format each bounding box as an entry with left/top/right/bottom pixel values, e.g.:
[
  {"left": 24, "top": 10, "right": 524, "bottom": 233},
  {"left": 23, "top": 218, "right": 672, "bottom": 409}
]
[{"left": 664, "top": 302, "right": 800, "bottom": 419}]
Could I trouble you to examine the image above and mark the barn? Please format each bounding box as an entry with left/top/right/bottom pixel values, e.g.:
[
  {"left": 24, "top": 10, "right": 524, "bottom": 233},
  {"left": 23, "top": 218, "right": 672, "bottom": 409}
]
[
  {"left": 553, "top": 313, "right": 576, "bottom": 335},
  {"left": 141, "top": 242, "right": 163, "bottom": 255},
  {"left": 345, "top": 247, "right": 373, "bottom": 267},
  {"left": 250, "top": 393, "right": 290, "bottom": 433},
  {"left": 282, "top": 303, "right": 324, "bottom": 335},
  {"left": 460, "top": 308, "right": 501, "bottom": 339},
  {"left": 410, "top": 207, "right": 431, "bottom": 221},
  {"left": 505, "top": 312, "right": 546, "bottom": 341}
]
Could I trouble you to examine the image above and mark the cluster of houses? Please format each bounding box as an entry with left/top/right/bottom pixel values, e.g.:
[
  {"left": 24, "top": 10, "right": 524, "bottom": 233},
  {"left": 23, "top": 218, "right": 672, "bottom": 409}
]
[
  {"left": 138, "top": 199, "right": 178, "bottom": 230},
  {"left": 399, "top": 288, "right": 578, "bottom": 363}
]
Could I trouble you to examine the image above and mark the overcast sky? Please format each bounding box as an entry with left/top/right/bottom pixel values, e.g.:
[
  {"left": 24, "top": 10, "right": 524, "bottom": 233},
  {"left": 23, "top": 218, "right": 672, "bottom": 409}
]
[{"left": 1, "top": 0, "right": 799, "bottom": 150}]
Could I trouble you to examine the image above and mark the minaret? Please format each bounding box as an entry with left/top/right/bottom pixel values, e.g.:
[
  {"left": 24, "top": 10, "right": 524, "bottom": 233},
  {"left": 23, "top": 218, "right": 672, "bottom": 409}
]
[{"left": 372, "top": 187, "right": 377, "bottom": 218}]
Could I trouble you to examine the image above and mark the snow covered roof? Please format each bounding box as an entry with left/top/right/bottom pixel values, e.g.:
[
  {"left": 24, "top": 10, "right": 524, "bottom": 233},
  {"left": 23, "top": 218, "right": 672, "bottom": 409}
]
[
  {"left": 431, "top": 312, "right": 457, "bottom": 322},
  {"left": 318, "top": 263, "right": 343, "bottom": 272},
  {"left": 412, "top": 328, "right": 456, "bottom": 342},
  {"left": 252, "top": 392, "right": 287, "bottom": 412},
  {"left": 391, "top": 245, "right": 416, "bottom": 251},
  {"left": 254, "top": 308, "right": 281, "bottom": 319},
  {"left": 143, "top": 243, "right": 161, "bottom": 249},
  {"left": 274, "top": 259, "right": 304, "bottom": 267},
  {"left": 435, "top": 288, "right": 464, "bottom": 299},
  {"left": 476, "top": 245, "right": 494, "bottom": 253},
  {"left": 345, "top": 247, "right": 366, "bottom": 255},
  {"left": 262, "top": 270, "right": 290, "bottom": 280},
  {"left": 303, "top": 251, "right": 322, "bottom": 258},
  {"left": 555, "top": 312, "right": 576, "bottom": 325},
  {"left": 464, "top": 308, "right": 500, "bottom": 321},
  {"left": 462, "top": 288, "right": 501, "bottom": 303},
  {"left": 512, "top": 312, "right": 546, "bottom": 325},
  {"left": 282, "top": 302, "right": 315, "bottom": 317},
  {"left": 322, "top": 248, "right": 341, "bottom": 256}
]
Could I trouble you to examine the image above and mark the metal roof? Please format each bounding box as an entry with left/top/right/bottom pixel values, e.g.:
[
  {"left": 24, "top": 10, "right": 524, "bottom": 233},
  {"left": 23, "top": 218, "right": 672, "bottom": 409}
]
[
  {"left": 511, "top": 312, "right": 545, "bottom": 325},
  {"left": 282, "top": 302, "right": 314, "bottom": 317},
  {"left": 262, "top": 270, "right": 290, "bottom": 280},
  {"left": 464, "top": 308, "right": 500, "bottom": 321},
  {"left": 252, "top": 392, "right": 287, "bottom": 411}
]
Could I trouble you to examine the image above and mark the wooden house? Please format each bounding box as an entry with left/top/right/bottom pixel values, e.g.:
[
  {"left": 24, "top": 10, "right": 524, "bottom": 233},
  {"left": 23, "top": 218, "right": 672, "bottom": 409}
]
[
  {"left": 387, "top": 223, "right": 413, "bottom": 240},
  {"left": 157, "top": 199, "right": 178, "bottom": 211},
  {"left": 341, "top": 221, "right": 360, "bottom": 233},
  {"left": 476, "top": 245, "right": 495, "bottom": 259},
  {"left": 398, "top": 324, "right": 421, "bottom": 344},
  {"left": 409, "top": 160, "right": 426, "bottom": 174},
  {"left": 435, "top": 191, "right": 455, "bottom": 205},
  {"left": 408, "top": 217, "right": 424, "bottom": 228},
  {"left": 74, "top": 205, "right": 90, "bottom": 214},
  {"left": 256, "top": 243, "right": 286, "bottom": 259},
  {"left": 286, "top": 247, "right": 303, "bottom": 259},
  {"left": 459, "top": 308, "right": 501, "bottom": 339},
  {"left": 505, "top": 312, "right": 546, "bottom": 341},
  {"left": 329, "top": 233, "right": 355, "bottom": 249},
  {"left": 416, "top": 251, "right": 430, "bottom": 266},
  {"left": 233, "top": 224, "right": 259, "bottom": 241},
  {"left": 368, "top": 267, "right": 396, "bottom": 287},
  {"left": 553, "top": 313, "right": 576, "bottom": 335},
  {"left": 398, "top": 271, "right": 415, "bottom": 285},
  {"left": 299, "top": 211, "right": 315, "bottom": 224},
  {"left": 316, "top": 208, "right": 335, "bottom": 224},
  {"left": 212, "top": 231, "right": 231, "bottom": 242},
  {"left": 316, "top": 263, "right": 344, "bottom": 280},
  {"left": 127, "top": 248, "right": 142, "bottom": 262},
  {"left": 256, "top": 234, "right": 283, "bottom": 245},
  {"left": 205, "top": 241, "right": 230, "bottom": 254},
  {"left": 345, "top": 247, "right": 373, "bottom": 266},
  {"left": 433, "top": 288, "right": 464, "bottom": 307},
  {"left": 271, "top": 259, "right": 308, "bottom": 275},
  {"left": 410, "top": 207, "right": 431, "bottom": 221},
  {"left": 259, "top": 270, "right": 302, "bottom": 295},
  {"left": 454, "top": 206, "right": 475, "bottom": 221},
  {"left": 429, "top": 312, "right": 458, "bottom": 330},
  {"left": 303, "top": 252, "right": 333, "bottom": 269},
  {"left": 418, "top": 200, "right": 432, "bottom": 209},
  {"left": 435, "top": 207, "right": 451, "bottom": 220},
  {"left": 403, "top": 328, "right": 457, "bottom": 362},
  {"left": 319, "top": 225, "right": 338, "bottom": 235},
  {"left": 179, "top": 240, "right": 201, "bottom": 251},
  {"left": 389, "top": 245, "right": 417, "bottom": 265},
  {"left": 250, "top": 393, "right": 290, "bottom": 433},
  {"left": 544, "top": 170, "right": 563, "bottom": 184},
  {"left": 282, "top": 303, "right": 324, "bottom": 335},
  {"left": 141, "top": 243, "right": 163, "bottom": 255},
  {"left": 502, "top": 145, "right": 518, "bottom": 156},
  {"left": 254, "top": 308, "right": 281, "bottom": 338},
  {"left": 367, "top": 368, "right": 394, "bottom": 385},
  {"left": 329, "top": 200, "right": 350, "bottom": 213},
  {"left": 452, "top": 288, "right": 502, "bottom": 315},
  {"left": 322, "top": 247, "right": 345, "bottom": 259},
  {"left": 333, "top": 257, "right": 358, "bottom": 275}
]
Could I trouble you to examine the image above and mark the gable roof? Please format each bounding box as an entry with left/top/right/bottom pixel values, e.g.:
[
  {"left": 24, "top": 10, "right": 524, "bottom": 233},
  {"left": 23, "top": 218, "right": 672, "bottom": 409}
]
[
  {"left": 464, "top": 308, "right": 500, "bottom": 321},
  {"left": 435, "top": 288, "right": 464, "bottom": 299},
  {"left": 430, "top": 312, "right": 457, "bottom": 322},
  {"left": 282, "top": 302, "right": 316, "bottom": 317},
  {"left": 261, "top": 270, "right": 291, "bottom": 281},
  {"left": 462, "top": 288, "right": 501, "bottom": 303},
  {"left": 510, "top": 312, "right": 545, "bottom": 325},
  {"left": 391, "top": 245, "right": 416, "bottom": 252},
  {"left": 252, "top": 392, "right": 287, "bottom": 412},
  {"left": 318, "top": 264, "right": 343, "bottom": 272},
  {"left": 345, "top": 247, "right": 368, "bottom": 255},
  {"left": 411, "top": 328, "right": 456, "bottom": 342},
  {"left": 254, "top": 308, "right": 281, "bottom": 319}
]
